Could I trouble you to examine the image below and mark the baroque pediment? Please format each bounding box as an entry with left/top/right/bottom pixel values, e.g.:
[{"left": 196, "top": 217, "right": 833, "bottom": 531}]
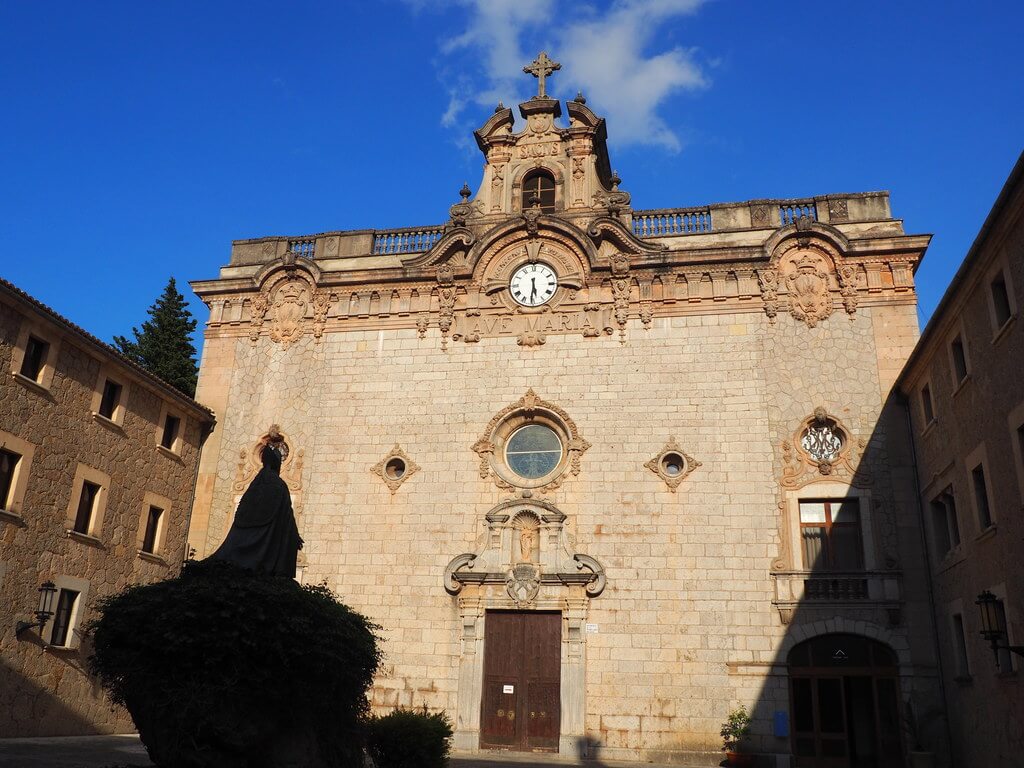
[{"left": 443, "top": 498, "right": 606, "bottom": 605}]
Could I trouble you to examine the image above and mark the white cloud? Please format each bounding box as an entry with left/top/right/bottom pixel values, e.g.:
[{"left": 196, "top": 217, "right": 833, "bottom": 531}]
[{"left": 409, "top": 0, "right": 710, "bottom": 151}]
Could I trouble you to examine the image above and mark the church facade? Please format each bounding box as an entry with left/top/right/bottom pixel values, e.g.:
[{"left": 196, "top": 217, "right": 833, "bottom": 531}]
[{"left": 188, "top": 56, "right": 946, "bottom": 766}]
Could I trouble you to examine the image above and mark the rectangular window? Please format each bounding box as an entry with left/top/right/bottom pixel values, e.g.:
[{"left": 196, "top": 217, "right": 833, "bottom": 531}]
[
  {"left": 161, "top": 414, "right": 180, "bottom": 450},
  {"left": 98, "top": 379, "right": 122, "bottom": 420},
  {"left": 74, "top": 481, "right": 100, "bottom": 534},
  {"left": 49, "top": 588, "right": 80, "bottom": 647},
  {"left": 921, "top": 384, "right": 935, "bottom": 425},
  {"left": 972, "top": 464, "right": 992, "bottom": 529},
  {"left": 930, "top": 499, "right": 952, "bottom": 556},
  {"left": 0, "top": 448, "right": 20, "bottom": 510},
  {"left": 141, "top": 505, "right": 163, "bottom": 554},
  {"left": 20, "top": 335, "right": 49, "bottom": 382},
  {"left": 930, "top": 489, "right": 960, "bottom": 558},
  {"left": 952, "top": 613, "right": 970, "bottom": 677},
  {"left": 951, "top": 336, "right": 969, "bottom": 384},
  {"left": 991, "top": 272, "right": 1012, "bottom": 329},
  {"left": 799, "top": 499, "right": 863, "bottom": 570}
]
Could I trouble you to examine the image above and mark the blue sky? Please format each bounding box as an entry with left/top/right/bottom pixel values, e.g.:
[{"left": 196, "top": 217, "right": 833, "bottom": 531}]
[{"left": 1, "top": 1, "right": 1021, "bottom": 351}]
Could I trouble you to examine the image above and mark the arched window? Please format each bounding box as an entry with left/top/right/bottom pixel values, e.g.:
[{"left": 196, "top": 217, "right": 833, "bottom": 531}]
[{"left": 521, "top": 169, "right": 556, "bottom": 213}]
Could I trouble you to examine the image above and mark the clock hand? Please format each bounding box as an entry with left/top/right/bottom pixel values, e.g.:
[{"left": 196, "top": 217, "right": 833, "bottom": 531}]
[{"left": 530, "top": 278, "right": 537, "bottom": 300}]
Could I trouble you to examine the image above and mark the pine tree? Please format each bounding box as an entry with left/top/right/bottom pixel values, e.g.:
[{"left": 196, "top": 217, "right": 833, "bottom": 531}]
[{"left": 114, "top": 277, "right": 199, "bottom": 397}]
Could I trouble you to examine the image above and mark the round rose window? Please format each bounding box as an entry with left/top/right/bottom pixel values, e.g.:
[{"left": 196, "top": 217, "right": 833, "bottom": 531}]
[{"left": 505, "top": 424, "right": 563, "bottom": 479}]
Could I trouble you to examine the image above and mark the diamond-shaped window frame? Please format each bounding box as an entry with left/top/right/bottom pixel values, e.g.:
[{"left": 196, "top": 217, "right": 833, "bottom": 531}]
[
  {"left": 371, "top": 444, "right": 420, "bottom": 493},
  {"left": 644, "top": 437, "right": 701, "bottom": 492}
]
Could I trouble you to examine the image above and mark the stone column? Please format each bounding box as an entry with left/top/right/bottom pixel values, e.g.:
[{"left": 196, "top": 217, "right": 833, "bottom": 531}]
[
  {"left": 560, "top": 590, "right": 589, "bottom": 755},
  {"left": 453, "top": 588, "right": 486, "bottom": 751}
]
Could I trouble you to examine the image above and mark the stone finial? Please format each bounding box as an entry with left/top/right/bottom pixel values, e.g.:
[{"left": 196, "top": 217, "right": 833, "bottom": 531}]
[
  {"left": 610, "top": 170, "right": 621, "bottom": 190},
  {"left": 495, "top": 102, "right": 505, "bottom": 112},
  {"left": 574, "top": 91, "right": 587, "bottom": 104},
  {"left": 523, "top": 51, "right": 561, "bottom": 98},
  {"left": 459, "top": 183, "right": 471, "bottom": 200}
]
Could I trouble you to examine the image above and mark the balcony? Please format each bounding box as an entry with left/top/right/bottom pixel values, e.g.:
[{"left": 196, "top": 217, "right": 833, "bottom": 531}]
[{"left": 771, "top": 570, "right": 903, "bottom": 626}]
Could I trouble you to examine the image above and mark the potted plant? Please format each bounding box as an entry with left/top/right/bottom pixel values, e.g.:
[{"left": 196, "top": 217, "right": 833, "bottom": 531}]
[{"left": 720, "top": 705, "right": 753, "bottom": 767}]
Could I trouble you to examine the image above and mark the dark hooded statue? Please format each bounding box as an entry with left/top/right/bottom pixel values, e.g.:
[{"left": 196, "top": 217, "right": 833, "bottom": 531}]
[{"left": 209, "top": 444, "right": 303, "bottom": 577}]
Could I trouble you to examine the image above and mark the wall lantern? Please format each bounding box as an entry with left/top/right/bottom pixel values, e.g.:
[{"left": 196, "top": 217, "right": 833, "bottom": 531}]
[
  {"left": 15, "top": 581, "right": 58, "bottom": 638},
  {"left": 975, "top": 590, "right": 1024, "bottom": 662}
]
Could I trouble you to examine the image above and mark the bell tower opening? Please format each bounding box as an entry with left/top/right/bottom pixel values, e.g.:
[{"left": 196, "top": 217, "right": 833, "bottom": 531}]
[{"left": 522, "top": 169, "right": 556, "bottom": 213}]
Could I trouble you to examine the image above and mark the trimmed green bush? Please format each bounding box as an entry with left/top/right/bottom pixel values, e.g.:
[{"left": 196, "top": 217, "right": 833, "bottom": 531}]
[
  {"left": 365, "top": 707, "right": 453, "bottom": 768},
  {"left": 88, "top": 559, "right": 380, "bottom": 768}
]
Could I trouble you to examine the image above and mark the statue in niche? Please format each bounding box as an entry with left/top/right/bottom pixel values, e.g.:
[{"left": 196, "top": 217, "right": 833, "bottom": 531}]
[
  {"left": 210, "top": 443, "right": 303, "bottom": 577},
  {"left": 518, "top": 526, "right": 537, "bottom": 563}
]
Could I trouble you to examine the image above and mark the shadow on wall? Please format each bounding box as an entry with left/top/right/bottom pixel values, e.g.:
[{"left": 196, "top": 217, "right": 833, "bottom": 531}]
[
  {"left": 0, "top": 634, "right": 120, "bottom": 738},
  {"left": 737, "top": 395, "right": 949, "bottom": 768},
  {"left": 577, "top": 735, "right": 606, "bottom": 765}
]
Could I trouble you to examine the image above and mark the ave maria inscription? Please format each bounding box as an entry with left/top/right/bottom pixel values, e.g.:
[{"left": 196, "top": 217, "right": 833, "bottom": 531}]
[{"left": 451, "top": 305, "right": 614, "bottom": 346}]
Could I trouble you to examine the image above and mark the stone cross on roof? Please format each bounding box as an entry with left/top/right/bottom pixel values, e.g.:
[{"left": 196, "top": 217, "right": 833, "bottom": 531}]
[{"left": 523, "top": 51, "right": 560, "bottom": 99}]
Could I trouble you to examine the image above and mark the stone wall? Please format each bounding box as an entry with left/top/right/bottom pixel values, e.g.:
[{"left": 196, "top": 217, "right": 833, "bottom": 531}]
[
  {"left": 192, "top": 299, "right": 942, "bottom": 763},
  {"left": 899, "top": 158, "right": 1024, "bottom": 767},
  {"left": 0, "top": 289, "right": 211, "bottom": 737}
]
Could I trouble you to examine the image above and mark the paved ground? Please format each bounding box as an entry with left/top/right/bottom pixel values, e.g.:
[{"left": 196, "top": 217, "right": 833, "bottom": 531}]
[{"left": 0, "top": 734, "right": 715, "bottom": 767}]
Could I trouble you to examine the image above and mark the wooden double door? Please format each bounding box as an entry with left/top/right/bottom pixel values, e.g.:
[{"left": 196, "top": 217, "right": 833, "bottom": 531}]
[
  {"left": 480, "top": 611, "right": 561, "bottom": 752},
  {"left": 789, "top": 634, "right": 904, "bottom": 768}
]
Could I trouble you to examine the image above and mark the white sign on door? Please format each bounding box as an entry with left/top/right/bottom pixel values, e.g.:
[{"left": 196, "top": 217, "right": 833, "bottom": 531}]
[{"left": 503, "top": 685, "right": 514, "bottom": 694}]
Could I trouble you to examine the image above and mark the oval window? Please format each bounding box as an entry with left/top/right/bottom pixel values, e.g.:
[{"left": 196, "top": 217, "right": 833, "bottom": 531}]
[{"left": 505, "top": 424, "right": 562, "bottom": 479}]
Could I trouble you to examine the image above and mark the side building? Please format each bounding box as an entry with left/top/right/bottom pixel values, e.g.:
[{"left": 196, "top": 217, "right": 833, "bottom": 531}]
[
  {"left": 188, "top": 58, "right": 947, "bottom": 767},
  {"left": 897, "top": 151, "right": 1024, "bottom": 766},
  {"left": 0, "top": 278, "right": 214, "bottom": 737}
]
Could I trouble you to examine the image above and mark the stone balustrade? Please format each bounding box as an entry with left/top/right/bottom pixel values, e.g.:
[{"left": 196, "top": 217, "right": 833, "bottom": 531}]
[
  {"left": 227, "top": 192, "right": 892, "bottom": 264},
  {"left": 779, "top": 200, "right": 819, "bottom": 225},
  {"left": 631, "top": 207, "right": 712, "bottom": 237},
  {"left": 771, "top": 570, "right": 903, "bottom": 625},
  {"left": 288, "top": 238, "right": 316, "bottom": 258},
  {"left": 372, "top": 226, "right": 445, "bottom": 255},
  {"left": 772, "top": 570, "right": 902, "bottom": 604}
]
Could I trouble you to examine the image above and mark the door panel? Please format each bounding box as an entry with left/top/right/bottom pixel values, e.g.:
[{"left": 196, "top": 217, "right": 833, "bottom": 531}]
[{"left": 480, "top": 611, "right": 561, "bottom": 752}]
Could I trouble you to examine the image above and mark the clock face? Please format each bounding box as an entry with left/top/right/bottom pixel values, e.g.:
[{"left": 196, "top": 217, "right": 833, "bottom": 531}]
[{"left": 510, "top": 263, "right": 558, "bottom": 306}]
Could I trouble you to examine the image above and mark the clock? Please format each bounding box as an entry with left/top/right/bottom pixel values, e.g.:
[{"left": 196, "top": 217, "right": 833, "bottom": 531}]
[{"left": 509, "top": 263, "right": 558, "bottom": 306}]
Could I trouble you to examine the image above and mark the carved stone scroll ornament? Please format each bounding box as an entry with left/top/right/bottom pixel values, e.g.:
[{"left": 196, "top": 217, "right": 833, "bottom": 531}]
[
  {"left": 784, "top": 252, "right": 833, "bottom": 328},
  {"left": 571, "top": 157, "right": 585, "bottom": 205},
  {"left": 370, "top": 444, "right": 420, "bottom": 493},
  {"left": 472, "top": 389, "right": 591, "bottom": 492},
  {"left": 449, "top": 184, "right": 475, "bottom": 227},
  {"left": 757, "top": 269, "right": 779, "bottom": 323},
  {"left": 610, "top": 253, "right": 631, "bottom": 343},
  {"left": 311, "top": 290, "right": 333, "bottom": 340},
  {"left": 781, "top": 408, "right": 870, "bottom": 489},
  {"left": 506, "top": 563, "right": 541, "bottom": 607},
  {"left": 436, "top": 264, "right": 457, "bottom": 351},
  {"left": 269, "top": 279, "right": 310, "bottom": 347},
  {"left": 593, "top": 170, "right": 630, "bottom": 216},
  {"left": 443, "top": 497, "right": 606, "bottom": 603},
  {"left": 644, "top": 437, "right": 702, "bottom": 493},
  {"left": 762, "top": 238, "right": 857, "bottom": 328},
  {"left": 838, "top": 264, "right": 860, "bottom": 316},
  {"left": 248, "top": 293, "right": 270, "bottom": 344},
  {"left": 639, "top": 301, "right": 653, "bottom": 329}
]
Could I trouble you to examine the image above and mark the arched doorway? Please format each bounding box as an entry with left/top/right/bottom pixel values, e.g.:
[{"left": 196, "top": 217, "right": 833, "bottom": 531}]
[{"left": 788, "top": 633, "right": 903, "bottom": 767}]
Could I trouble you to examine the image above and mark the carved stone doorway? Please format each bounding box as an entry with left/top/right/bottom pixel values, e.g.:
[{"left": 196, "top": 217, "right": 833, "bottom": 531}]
[{"left": 480, "top": 611, "right": 561, "bottom": 752}]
